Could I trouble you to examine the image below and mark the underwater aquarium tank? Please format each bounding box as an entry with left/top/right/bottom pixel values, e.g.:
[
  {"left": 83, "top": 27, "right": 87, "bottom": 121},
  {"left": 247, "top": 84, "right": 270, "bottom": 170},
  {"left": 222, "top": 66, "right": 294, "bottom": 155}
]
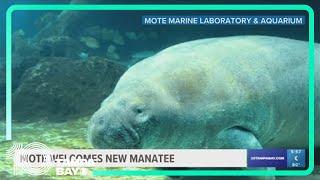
[{"left": 0, "top": 1, "right": 319, "bottom": 180}]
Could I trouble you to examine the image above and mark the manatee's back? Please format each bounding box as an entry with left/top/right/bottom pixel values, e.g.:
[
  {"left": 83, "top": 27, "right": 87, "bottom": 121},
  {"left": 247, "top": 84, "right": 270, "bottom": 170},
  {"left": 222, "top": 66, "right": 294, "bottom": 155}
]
[
  {"left": 117, "top": 36, "right": 313, "bottom": 148},
  {"left": 124, "top": 35, "right": 308, "bottom": 88},
  {"left": 122, "top": 36, "right": 308, "bottom": 105},
  {"left": 119, "top": 35, "right": 309, "bottom": 110}
]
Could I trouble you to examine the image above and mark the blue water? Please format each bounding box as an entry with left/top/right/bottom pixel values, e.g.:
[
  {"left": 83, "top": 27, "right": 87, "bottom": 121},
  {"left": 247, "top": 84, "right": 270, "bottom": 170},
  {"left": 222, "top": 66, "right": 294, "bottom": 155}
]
[{"left": 0, "top": 0, "right": 70, "bottom": 55}]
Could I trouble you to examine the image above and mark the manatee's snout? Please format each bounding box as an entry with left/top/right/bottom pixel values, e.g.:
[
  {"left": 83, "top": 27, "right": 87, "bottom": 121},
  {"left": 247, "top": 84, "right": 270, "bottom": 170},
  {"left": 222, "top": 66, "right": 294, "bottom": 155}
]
[{"left": 88, "top": 108, "right": 141, "bottom": 149}]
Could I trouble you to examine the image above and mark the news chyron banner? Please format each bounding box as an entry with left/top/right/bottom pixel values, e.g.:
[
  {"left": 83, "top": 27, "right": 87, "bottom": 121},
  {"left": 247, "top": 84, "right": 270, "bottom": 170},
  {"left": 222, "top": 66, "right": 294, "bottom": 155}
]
[
  {"left": 12, "top": 146, "right": 305, "bottom": 167},
  {"left": 3, "top": 4, "right": 314, "bottom": 178}
]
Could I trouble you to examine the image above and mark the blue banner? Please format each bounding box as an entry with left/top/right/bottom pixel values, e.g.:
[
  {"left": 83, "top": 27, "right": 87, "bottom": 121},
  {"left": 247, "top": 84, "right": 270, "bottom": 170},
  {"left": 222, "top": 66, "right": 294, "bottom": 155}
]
[
  {"left": 247, "top": 149, "right": 287, "bottom": 168},
  {"left": 287, "top": 149, "right": 305, "bottom": 168},
  {"left": 247, "top": 149, "right": 305, "bottom": 168},
  {"left": 142, "top": 15, "right": 305, "bottom": 25}
]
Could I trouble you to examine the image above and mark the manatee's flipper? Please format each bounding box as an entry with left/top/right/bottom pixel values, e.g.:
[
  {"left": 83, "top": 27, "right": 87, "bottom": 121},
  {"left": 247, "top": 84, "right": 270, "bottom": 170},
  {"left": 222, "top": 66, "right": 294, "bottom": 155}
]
[
  {"left": 204, "top": 127, "right": 275, "bottom": 180},
  {"left": 166, "top": 128, "right": 276, "bottom": 180},
  {"left": 166, "top": 128, "right": 274, "bottom": 179},
  {"left": 209, "top": 127, "right": 263, "bottom": 149}
]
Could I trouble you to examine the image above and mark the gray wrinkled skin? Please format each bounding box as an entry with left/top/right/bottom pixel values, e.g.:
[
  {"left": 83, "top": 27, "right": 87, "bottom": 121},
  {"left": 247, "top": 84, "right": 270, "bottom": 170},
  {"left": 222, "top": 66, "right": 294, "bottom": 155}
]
[{"left": 88, "top": 36, "right": 320, "bottom": 151}]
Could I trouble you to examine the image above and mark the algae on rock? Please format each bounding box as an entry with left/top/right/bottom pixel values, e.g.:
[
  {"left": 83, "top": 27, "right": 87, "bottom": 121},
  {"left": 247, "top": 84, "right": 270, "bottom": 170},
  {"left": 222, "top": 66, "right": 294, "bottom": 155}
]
[{"left": 12, "top": 57, "right": 127, "bottom": 122}]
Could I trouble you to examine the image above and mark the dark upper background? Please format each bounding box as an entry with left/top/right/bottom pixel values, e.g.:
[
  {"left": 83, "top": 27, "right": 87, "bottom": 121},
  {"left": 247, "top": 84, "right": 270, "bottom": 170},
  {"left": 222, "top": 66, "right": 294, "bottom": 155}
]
[{"left": 0, "top": 0, "right": 319, "bottom": 57}]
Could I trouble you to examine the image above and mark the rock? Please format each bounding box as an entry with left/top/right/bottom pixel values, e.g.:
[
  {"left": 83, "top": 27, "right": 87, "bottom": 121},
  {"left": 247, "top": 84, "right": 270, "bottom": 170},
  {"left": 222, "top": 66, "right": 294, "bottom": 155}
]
[
  {"left": 14, "top": 29, "right": 25, "bottom": 36},
  {"left": 12, "top": 29, "right": 39, "bottom": 57},
  {"left": 38, "top": 36, "right": 81, "bottom": 58},
  {"left": 34, "top": 12, "right": 59, "bottom": 30},
  {"left": 12, "top": 57, "right": 127, "bottom": 122},
  {"left": 12, "top": 56, "right": 41, "bottom": 91},
  {"left": 0, "top": 56, "right": 42, "bottom": 108},
  {"left": 33, "top": 10, "right": 89, "bottom": 41}
]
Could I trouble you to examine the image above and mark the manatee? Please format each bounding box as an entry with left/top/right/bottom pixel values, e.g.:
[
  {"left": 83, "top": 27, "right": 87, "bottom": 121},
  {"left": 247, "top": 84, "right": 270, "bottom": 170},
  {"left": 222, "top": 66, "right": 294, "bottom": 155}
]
[{"left": 88, "top": 35, "right": 319, "bottom": 152}]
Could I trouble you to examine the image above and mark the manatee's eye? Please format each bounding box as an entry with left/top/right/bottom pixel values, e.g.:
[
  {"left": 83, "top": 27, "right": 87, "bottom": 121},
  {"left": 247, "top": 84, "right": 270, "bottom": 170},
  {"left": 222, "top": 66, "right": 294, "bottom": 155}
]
[
  {"left": 133, "top": 106, "right": 144, "bottom": 114},
  {"left": 133, "top": 105, "right": 150, "bottom": 122},
  {"left": 136, "top": 108, "right": 143, "bottom": 114}
]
